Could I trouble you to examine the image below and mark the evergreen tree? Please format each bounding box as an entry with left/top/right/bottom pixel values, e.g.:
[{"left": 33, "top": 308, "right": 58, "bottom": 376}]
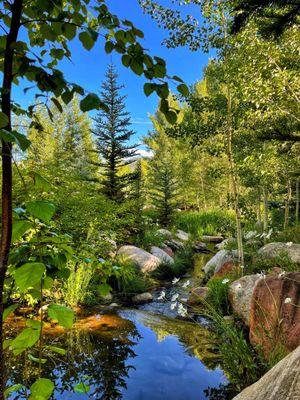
[{"left": 92, "top": 63, "right": 137, "bottom": 202}]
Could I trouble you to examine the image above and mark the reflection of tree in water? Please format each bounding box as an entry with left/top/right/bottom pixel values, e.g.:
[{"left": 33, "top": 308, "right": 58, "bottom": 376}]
[{"left": 5, "top": 315, "right": 140, "bottom": 400}]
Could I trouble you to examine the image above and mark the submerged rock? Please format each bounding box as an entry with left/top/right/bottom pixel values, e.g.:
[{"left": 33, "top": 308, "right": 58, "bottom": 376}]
[
  {"left": 233, "top": 345, "right": 300, "bottom": 400},
  {"left": 203, "top": 249, "right": 236, "bottom": 276},
  {"left": 151, "top": 246, "right": 174, "bottom": 264},
  {"left": 229, "top": 274, "right": 260, "bottom": 325},
  {"left": 258, "top": 242, "right": 300, "bottom": 264},
  {"left": 249, "top": 272, "right": 300, "bottom": 356},
  {"left": 117, "top": 245, "right": 161, "bottom": 273},
  {"left": 175, "top": 229, "right": 190, "bottom": 242},
  {"left": 132, "top": 292, "right": 153, "bottom": 304}
]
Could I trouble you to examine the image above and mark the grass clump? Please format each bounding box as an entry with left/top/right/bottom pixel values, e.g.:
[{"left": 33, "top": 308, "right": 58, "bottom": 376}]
[
  {"left": 206, "top": 277, "right": 232, "bottom": 316},
  {"left": 175, "top": 210, "right": 236, "bottom": 239}
]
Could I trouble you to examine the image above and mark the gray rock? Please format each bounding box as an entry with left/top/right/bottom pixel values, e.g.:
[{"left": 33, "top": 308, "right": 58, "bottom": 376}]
[
  {"left": 233, "top": 345, "right": 300, "bottom": 400},
  {"left": 101, "top": 293, "right": 113, "bottom": 303},
  {"left": 202, "top": 235, "right": 224, "bottom": 243},
  {"left": 109, "top": 303, "right": 120, "bottom": 308},
  {"left": 164, "top": 239, "right": 184, "bottom": 251},
  {"left": 132, "top": 292, "right": 153, "bottom": 304},
  {"left": 175, "top": 229, "right": 190, "bottom": 242},
  {"left": 117, "top": 245, "right": 161, "bottom": 273},
  {"left": 156, "top": 229, "right": 173, "bottom": 239},
  {"left": 229, "top": 275, "right": 260, "bottom": 325},
  {"left": 150, "top": 246, "right": 174, "bottom": 264},
  {"left": 215, "top": 238, "right": 236, "bottom": 250},
  {"left": 203, "top": 249, "right": 236, "bottom": 276},
  {"left": 258, "top": 242, "right": 300, "bottom": 264},
  {"left": 244, "top": 231, "right": 257, "bottom": 240}
]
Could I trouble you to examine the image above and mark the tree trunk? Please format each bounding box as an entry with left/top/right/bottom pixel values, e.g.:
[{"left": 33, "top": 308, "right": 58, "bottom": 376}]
[
  {"left": 296, "top": 177, "right": 299, "bottom": 225},
  {"left": 284, "top": 178, "right": 292, "bottom": 230},
  {"left": 257, "top": 187, "right": 262, "bottom": 229},
  {"left": 0, "top": 0, "right": 23, "bottom": 396},
  {"left": 263, "top": 186, "right": 268, "bottom": 243}
]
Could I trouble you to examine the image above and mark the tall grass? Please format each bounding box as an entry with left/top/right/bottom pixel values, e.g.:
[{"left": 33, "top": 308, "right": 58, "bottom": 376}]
[
  {"left": 175, "top": 210, "right": 236, "bottom": 239},
  {"left": 62, "top": 260, "right": 94, "bottom": 307}
]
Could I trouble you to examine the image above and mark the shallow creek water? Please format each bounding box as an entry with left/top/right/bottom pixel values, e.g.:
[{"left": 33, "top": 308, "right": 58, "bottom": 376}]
[{"left": 6, "top": 253, "right": 230, "bottom": 399}]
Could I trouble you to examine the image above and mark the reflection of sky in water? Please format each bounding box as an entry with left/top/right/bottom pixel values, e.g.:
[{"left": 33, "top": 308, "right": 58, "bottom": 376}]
[
  {"left": 120, "top": 316, "right": 225, "bottom": 400},
  {"left": 7, "top": 310, "right": 226, "bottom": 399}
]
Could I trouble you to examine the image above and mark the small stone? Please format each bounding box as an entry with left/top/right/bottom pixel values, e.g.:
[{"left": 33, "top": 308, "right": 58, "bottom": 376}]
[{"left": 132, "top": 292, "right": 153, "bottom": 305}]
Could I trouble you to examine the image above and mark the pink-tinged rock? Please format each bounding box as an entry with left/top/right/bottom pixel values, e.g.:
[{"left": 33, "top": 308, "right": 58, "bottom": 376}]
[
  {"left": 229, "top": 275, "right": 260, "bottom": 325},
  {"left": 188, "top": 287, "right": 209, "bottom": 305},
  {"left": 249, "top": 272, "right": 300, "bottom": 357},
  {"left": 214, "top": 261, "right": 237, "bottom": 278},
  {"left": 117, "top": 245, "right": 161, "bottom": 273}
]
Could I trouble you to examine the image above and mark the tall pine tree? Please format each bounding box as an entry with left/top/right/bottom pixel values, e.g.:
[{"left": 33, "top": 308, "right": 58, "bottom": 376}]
[{"left": 93, "top": 63, "right": 137, "bottom": 202}]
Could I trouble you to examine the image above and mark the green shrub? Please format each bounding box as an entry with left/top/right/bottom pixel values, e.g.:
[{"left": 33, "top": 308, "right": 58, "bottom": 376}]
[
  {"left": 247, "top": 251, "right": 300, "bottom": 274},
  {"left": 175, "top": 210, "right": 236, "bottom": 239}
]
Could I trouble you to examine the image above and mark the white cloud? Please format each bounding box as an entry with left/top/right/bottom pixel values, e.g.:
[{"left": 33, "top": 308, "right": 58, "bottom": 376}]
[{"left": 135, "top": 149, "right": 154, "bottom": 159}]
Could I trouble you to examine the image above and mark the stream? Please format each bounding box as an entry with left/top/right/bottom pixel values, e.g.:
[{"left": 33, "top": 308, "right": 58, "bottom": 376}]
[{"left": 6, "top": 253, "right": 231, "bottom": 399}]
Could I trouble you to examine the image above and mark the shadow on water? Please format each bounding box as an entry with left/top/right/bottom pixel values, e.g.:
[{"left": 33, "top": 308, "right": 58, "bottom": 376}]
[{"left": 5, "top": 308, "right": 232, "bottom": 400}]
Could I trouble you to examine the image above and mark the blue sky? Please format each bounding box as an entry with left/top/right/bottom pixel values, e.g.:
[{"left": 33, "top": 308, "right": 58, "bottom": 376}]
[{"left": 14, "top": 0, "right": 210, "bottom": 144}]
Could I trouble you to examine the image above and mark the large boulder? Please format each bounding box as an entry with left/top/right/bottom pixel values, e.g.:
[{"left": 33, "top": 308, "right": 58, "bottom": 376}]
[
  {"left": 233, "top": 345, "right": 300, "bottom": 400},
  {"left": 229, "top": 274, "right": 260, "bottom": 325},
  {"left": 117, "top": 246, "right": 161, "bottom": 273},
  {"left": 203, "top": 250, "right": 236, "bottom": 276},
  {"left": 249, "top": 272, "right": 300, "bottom": 356},
  {"left": 150, "top": 246, "right": 174, "bottom": 264},
  {"left": 258, "top": 242, "right": 300, "bottom": 264},
  {"left": 214, "top": 261, "right": 237, "bottom": 278},
  {"left": 132, "top": 292, "right": 153, "bottom": 304},
  {"left": 202, "top": 235, "right": 224, "bottom": 243},
  {"left": 175, "top": 229, "right": 190, "bottom": 242}
]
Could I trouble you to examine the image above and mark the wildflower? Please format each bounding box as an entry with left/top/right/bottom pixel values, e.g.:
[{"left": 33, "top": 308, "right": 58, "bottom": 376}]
[
  {"left": 286, "top": 242, "right": 293, "bottom": 247},
  {"left": 240, "top": 265, "right": 245, "bottom": 269},
  {"left": 182, "top": 280, "right": 190, "bottom": 288},
  {"left": 177, "top": 303, "right": 188, "bottom": 317},
  {"left": 170, "top": 301, "right": 178, "bottom": 310},
  {"left": 279, "top": 271, "right": 286, "bottom": 278},
  {"left": 222, "top": 278, "right": 229, "bottom": 284},
  {"left": 180, "top": 297, "right": 188, "bottom": 303},
  {"left": 171, "top": 293, "right": 179, "bottom": 302},
  {"left": 284, "top": 297, "right": 292, "bottom": 304},
  {"left": 235, "top": 283, "right": 242, "bottom": 290},
  {"left": 172, "top": 277, "right": 180, "bottom": 285},
  {"left": 157, "top": 291, "right": 166, "bottom": 301},
  {"left": 98, "top": 258, "right": 106, "bottom": 263}
]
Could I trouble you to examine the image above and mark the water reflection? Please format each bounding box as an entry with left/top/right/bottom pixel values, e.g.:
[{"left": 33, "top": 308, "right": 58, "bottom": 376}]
[{"left": 5, "top": 310, "right": 228, "bottom": 399}]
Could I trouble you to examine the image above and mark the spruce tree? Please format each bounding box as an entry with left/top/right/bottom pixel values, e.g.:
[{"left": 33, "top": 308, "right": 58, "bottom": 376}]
[{"left": 92, "top": 63, "right": 137, "bottom": 202}]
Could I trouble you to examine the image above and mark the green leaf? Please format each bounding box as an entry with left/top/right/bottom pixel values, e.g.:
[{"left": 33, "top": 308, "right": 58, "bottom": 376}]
[
  {"left": 48, "top": 304, "right": 74, "bottom": 328},
  {"left": 12, "top": 220, "right": 32, "bottom": 242},
  {"left": 29, "top": 378, "right": 54, "bottom": 400},
  {"left": 105, "top": 41, "right": 114, "bottom": 54},
  {"left": 177, "top": 83, "right": 189, "bottom": 97},
  {"left": 80, "top": 93, "right": 107, "bottom": 112},
  {"left": 10, "top": 327, "right": 40, "bottom": 355},
  {"left": 4, "top": 384, "right": 24, "bottom": 398},
  {"left": 3, "top": 304, "right": 18, "bottom": 321},
  {"left": 26, "top": 200, "right": 56, "bottom": 222},
  {"left": 79, "top": 31, "right": 95, "bottom": 50},
  {"left": 51, "top": 97, "right": 63, "bottom": 113},
  {"left": 130, "top": 60, "right": 143, "bottom": 76},
  {"left": 74, "top": 382, "right": 90, "bottom": 394},
  {"left": 46, "top": 345, "right": 67, "bottom": 355},
  {"left": 43, "top": 276, "right": 54, "bottom": 290},
  {"left": 12, "top": 130, "right": 31, "bottom": 151},
  {"left": 62, "top": 23, "right": 76, "bottom": 40},
  {"left": 14, "top": 263, "right": 46, "bottom": 292},
  {"left": 98, "top": 283, "right": 112, "bottom": 296},
  {"left": 26, "top": 319, "right": 42, "bottom": 330},
  {"left": 28, "top": 354, "right": 47, "bottom": 364},
  {"left": 33, "top": 172, "right": 52, "bottom": 191},
  {"left": 0, "top": 111, "right": 8, "bottom": 128},
  {"left": 165, "top": 111, "right": 177, "bottom": 125},
  {"left": 144, "top": 83, "right": 154, "bottom": 97}
]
